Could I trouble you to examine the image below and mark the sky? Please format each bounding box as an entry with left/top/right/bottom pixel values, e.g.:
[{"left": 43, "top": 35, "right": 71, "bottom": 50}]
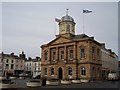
[{"left": 0, "top": 1, "right": 119, "bottom": 59}]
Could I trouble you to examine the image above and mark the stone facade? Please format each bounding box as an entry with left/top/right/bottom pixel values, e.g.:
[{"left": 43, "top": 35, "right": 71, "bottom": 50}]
[{"left": 41, "top": 12, "right": 102, "bottom": 81}]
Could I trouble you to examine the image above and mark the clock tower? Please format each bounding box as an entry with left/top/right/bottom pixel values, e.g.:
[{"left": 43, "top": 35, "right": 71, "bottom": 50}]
[{"left": 58, "top": 9, "right": 76, "bottom": 37}]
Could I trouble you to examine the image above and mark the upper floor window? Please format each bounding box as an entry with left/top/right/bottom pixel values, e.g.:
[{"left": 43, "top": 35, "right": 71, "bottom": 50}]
[
  {"left": 6, "top": 59, "right": 9, "bottom": 63},
  {"left": 6, "top": 64, "right": 9, "bottom": 69},
  {"left": 27, "top": 67, "right": 28, "bottom": 71},
  {"left": 70, "top": 50, "right": 73, "bottom": 60},
  {"left": 11, "top": 64, "right": 14, "bottom": 69},
  {"left": 44, "top": 52, "right": 48, "bottom": 61},
  {"left": 68, "top": 67, "right": 72, "bottom": 75},
  {"left": 53, "top": 51, "right": 56, "bottom": 61},
  {"left": 81, "top": 67, "right": 86, "bottom": 76},
  {"left": 51, "top": 68, "right": 54, "bottom": 75},
  {"left": 61, "top": 51, "right": 64, "bottom": 60},
  {"left": 92, "top": 47, "right": 95, "bottom": 59},
  {"left": 80, "top": 49, "right": 85, "bottom": 59},
  {"left": 29, "top": 67, "right": 31, "bottom": 71},
  {"left": 11, "top": 60, "right": 14, "bottom": 63}
]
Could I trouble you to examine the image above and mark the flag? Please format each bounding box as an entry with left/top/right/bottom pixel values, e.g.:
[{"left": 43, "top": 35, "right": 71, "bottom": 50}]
[
  {"left": 83, "top": 10, "right": 92, "bottom": 13},
  {"left": 55, "top": 18, "right": 61, "bottom": 22}
]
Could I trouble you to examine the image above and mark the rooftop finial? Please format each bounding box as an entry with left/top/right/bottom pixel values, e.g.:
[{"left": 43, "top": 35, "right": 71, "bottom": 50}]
[{"left": 66, "top": 8, "right": 69, "bottom": 15}]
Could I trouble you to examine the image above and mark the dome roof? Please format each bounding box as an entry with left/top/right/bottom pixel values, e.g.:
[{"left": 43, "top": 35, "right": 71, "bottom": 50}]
[{"left": 61, "top": 14, "right": 74, "bottom": 22}]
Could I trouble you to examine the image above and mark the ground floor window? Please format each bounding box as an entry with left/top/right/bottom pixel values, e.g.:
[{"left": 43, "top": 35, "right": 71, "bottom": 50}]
[
  {"left": 81, "top": 67, "right": 86, "bottom": 76},
  {"left": 51, "top": 68, "right": 54, "bottom": 75},
  {"left": 68, "top": 67, "right": 72, "bottom": 75}
]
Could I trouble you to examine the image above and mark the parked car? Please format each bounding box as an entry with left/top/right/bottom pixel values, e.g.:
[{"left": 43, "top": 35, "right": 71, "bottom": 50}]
[
  {"left": 108, "top": 73, "right": 118, "bottom": 81},
  {"left": 33, "top": 75, "right": 41, "bottom": 79}
]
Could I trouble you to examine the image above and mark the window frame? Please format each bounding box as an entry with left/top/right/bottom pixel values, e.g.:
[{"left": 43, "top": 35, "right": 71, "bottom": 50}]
[
  {"left": 80, "top": 48, "right": 85, "bottom": 59},
  {"left": 70, "top": 50, "right": 74, "bottom": 60},
  {"left": 61, "top": 51, "right": 64, "bottom": 60},
  {"left": 81, "top": 67, "right": 86, "bottom": 76},
  {"left": 68, "top": 67, "right": 72, "bottom": 76},
  {"left": 51, "top": 68, "right": 54, "bottom": 76},
  {"left": 52, "top": 51, "right": 56, "bottom": 61}
]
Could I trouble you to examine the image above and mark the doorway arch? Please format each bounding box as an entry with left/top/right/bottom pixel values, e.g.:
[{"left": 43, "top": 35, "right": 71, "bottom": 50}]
[{"left": 58, "top": 67, "right": 63, "bottom": 79}]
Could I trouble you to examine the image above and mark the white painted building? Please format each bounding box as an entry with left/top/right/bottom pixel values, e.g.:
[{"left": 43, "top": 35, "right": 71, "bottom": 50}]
[
  {"left": 25, "top": 57, "right": 41, "bottom": 77},
  {"left": 25, "top": 57, "right": 33, "bottom": 76},
  {"left": 32, "top": 57, "right": 41, "bottom": 78}
]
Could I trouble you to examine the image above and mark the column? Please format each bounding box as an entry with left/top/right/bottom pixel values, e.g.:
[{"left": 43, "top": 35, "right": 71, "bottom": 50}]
[
  {"left": 56, "top": 47, "right": 59, "bottom": 62},
  {"left": 74, "top": 44, "right": 77, "bottom": 62},
  {"left": 48, "top": 48, "right": 51, "bottom": 64},
  {"left": 64, "top": 46, "right": 67, "bottom": 63}
]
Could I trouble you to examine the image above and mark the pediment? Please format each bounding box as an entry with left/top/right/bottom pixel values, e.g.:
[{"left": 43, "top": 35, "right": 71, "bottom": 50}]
[{"left": 48, "top": 36, "right": 73, "bottom": 45}]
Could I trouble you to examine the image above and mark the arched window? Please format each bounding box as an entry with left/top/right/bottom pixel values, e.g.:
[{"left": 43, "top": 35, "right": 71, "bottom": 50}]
[
  {"left": 51, "top": 68, "right": 54, "bottom": 75},
  {"left": 68, "top": 67, "right": 72, "bottom": 75},
  {"left": 81, "top": 67, "right": 86, "bottom": 76}
]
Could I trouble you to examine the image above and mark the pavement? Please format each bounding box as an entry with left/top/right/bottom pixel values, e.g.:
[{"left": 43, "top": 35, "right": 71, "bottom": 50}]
[{"left": 11, "top": 78, "right": 120, "bottom": 89}]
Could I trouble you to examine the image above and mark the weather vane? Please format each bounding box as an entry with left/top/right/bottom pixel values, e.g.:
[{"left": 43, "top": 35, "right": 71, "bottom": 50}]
[{"left": 66, "top": 8, "right": 69, "bottom": 15}]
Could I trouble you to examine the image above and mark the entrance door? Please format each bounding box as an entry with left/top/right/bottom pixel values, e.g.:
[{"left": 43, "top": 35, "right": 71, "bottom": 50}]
[{"left": 58, "top": 67, "right": 63, "bottom": 79}]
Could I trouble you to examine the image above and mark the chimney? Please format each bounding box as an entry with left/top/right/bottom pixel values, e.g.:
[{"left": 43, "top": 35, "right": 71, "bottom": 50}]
[
  {"left": 10, "top": 52, "right": 14, "bottom": 56},
  {"left": 28, "top": 57, "right": 32, "bottom": 60},
  {"left": 90, "top": 36, "right": 94, "bottom": 39}
]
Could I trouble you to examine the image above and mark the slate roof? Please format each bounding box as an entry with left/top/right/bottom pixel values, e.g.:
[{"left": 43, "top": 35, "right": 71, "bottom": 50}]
[{"left": 73, "top": 34, "right": 89, "bottom": 40}]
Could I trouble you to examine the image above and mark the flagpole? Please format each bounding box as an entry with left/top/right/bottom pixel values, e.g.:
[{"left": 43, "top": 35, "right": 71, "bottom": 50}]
[
  {"left": 82, "top": 9, "right": 92, "bottom": 34},
  {"left": 83, "top": 9, "right": 85, "bottom": 34}
]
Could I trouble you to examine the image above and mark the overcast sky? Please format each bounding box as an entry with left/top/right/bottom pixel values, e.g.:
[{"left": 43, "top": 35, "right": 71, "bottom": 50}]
[{"left": 1, "top": 1, "right": 118, "bottom": 59}]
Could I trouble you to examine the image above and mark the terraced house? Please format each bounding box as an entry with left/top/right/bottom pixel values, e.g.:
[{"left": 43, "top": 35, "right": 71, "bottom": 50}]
[
  {"left": 41, "top": 12, "right": 103, "bottom": 81},
  {"left": 0, "top": 52, "right": 26, "bottom": 77}
]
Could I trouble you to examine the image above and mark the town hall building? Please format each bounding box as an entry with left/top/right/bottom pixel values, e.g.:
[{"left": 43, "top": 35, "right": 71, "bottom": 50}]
[{"left": 41, "top": 11, "right": 102, "bottom": 81}]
